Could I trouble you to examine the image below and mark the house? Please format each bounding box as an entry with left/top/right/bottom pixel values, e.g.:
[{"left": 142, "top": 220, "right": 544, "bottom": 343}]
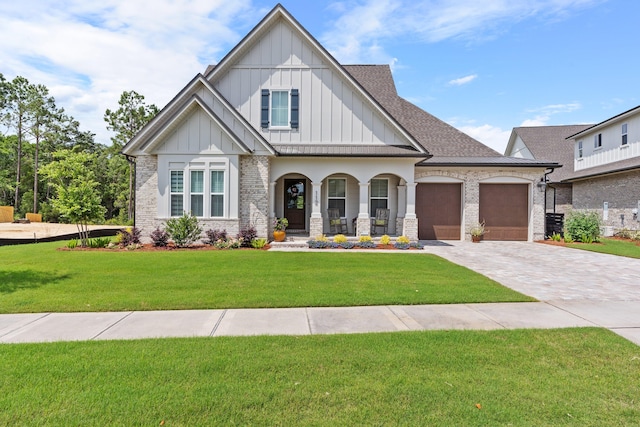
[
  {"left": 565, "top": 106, "right": 640, "bottom": 230},
  {"left": 122, "top": 4, "right": 556, "bottom": 242},
  {"left": 505, "top": 125, "right": 593, "bottom": 214}
]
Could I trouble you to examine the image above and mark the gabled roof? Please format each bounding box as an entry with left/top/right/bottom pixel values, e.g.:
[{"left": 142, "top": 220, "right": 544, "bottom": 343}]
[
  {"left": 122, "top": 74, "right": 275, "bottom": 156},
  {"left": 205, "top": 4, "right": 429, "bottom": 157},
  {"left": 506, "top": 125, "right": 592, "bottom": 181},
  {"left": 567, "top": 105, "right": 640, "bottom": 139}
]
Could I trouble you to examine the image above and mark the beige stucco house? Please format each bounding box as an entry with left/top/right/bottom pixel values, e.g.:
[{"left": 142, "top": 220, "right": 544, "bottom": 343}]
[{"left": 122, "top": 4, "right": 556, "bottom": 242}]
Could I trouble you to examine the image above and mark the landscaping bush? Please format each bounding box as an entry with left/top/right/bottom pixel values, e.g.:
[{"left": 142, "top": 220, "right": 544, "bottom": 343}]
[
  {"left": 237, "top": 226, "right": 257, "bottom": 248},
  {"left": 203, "top": 229, "right": 228, "bottom": 245},
  {"left": 564, "top": 211, "right": 601, "bottom": 243},
  {"left": 165, "top": 212, "right": 202, "bottom": 247},
  {"left": 149, "top": 227, "right": 169, "bottom": 247},
  {"left": 117, "top": 227, "right": 142, "bottom": 246},
  {"left": 88, "top": 237, "right": 111, "bottom": 248},
  {"left": 251, "top": 238, "right": 268, "bottom": 249}
]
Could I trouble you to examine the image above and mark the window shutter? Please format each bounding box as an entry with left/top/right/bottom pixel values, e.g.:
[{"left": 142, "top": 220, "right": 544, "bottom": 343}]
[
  {"left": 261, "top": 89, "right": 270, "bottom": 128},
  {"left": 290, "top": 89, "right": 299, "bottom": 129}
]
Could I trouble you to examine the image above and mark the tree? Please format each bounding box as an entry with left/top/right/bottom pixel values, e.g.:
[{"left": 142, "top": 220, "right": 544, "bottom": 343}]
[
  {"left": 104, "top": 91, "right": 159, "bottom": 221},
  {"left": 40, "top": 151, "right": 105, "bottom": 246}
]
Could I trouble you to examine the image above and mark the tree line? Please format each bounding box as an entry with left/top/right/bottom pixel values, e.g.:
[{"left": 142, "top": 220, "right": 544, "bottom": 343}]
[{"left": 0, "top": 73, "right": 158, "bottom": 224}]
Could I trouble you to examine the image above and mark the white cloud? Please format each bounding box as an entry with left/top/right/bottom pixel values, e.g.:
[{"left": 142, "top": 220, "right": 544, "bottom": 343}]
[
  {"left": 0, "top": 0, "right": 255, "bottom": 145},
  {"left": 449, "top": 74, "right": 478, "bottom": 86},
  {"left": 521, "top": 102, "right": 582, "bottom": 126},
  {"left": 458, "top": 124, "right": 512, "bottom": 154},
  {"left": 322, "top": 0, "right": 605, "bottom": 63}
]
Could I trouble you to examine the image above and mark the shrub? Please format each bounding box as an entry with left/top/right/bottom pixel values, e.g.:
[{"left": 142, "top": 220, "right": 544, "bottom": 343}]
[
  {"left": 380, "top": 235, "right": 391, "bottom": 245},
  {"left": 66, "top": 239, "right": 78, "bottom": 249},
  {"left": 357, "top": 240, "right": 377, "bottom": 249},
  {"left": 307, "top": 239, "right": 332, "bottom": 249},
  {"left": 203, "top": 229, "right": 228, "bottom": 245},
  {"left": 150, "top": 227, "right": 169, "bottom": 247},
  {"left": 251, "top": 238, "right": 268, "bottom": 249},
  {"left": 550, "top": 232, "right": 562, "bottom": 242},
  {"left": 165, "top": 212, "right": 203, "bottom": 247},
  {"left": 88, "top": 237, "right": 111, "bottom": 248},
  {"left": 395, "top": 235, "right": 411, "bottom": 250},
  {"left": 615, "top": 228, "right": 634, "bottom": 239},
  {"left": 117, "top": 227, "right": 142, "bottom": 246},
  {"left": 237, "top": 226, "right": 257, "bottom": 248},
  {"left": 358, "top": 235, "right": 373, "bottom": 243},
  {"left": 314, "top": 234, "right": 329, "bottom": 242},
  {"left": 564, "top": 211, "right": 601, "bottom": 243},
  {"left": 396, "top": 236, "right": 410, "bottom": 244}
]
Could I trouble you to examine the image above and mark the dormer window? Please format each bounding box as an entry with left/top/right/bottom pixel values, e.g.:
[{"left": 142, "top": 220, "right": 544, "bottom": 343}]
[{"left": 261, "top": 89, "right": 299, "bottom": 129}]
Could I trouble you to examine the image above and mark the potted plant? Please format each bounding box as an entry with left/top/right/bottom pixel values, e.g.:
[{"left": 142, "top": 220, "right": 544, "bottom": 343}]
[
  {"left": 470, "top": 221, "right": 485, "bottom": 242},
  {"left": 273, "top": 217, "right": 288, "bottom": 242}
]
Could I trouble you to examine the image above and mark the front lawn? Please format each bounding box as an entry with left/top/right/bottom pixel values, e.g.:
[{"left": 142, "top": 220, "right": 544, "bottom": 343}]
[
  {"left": 1, "top": 328, "right": 638, "bottom": 425},
  {"left": 0, "top": 241, "right": 532, "bottom": 313},
  {"left": 567, "top": 237, "right": 640, "bottom": 259}
]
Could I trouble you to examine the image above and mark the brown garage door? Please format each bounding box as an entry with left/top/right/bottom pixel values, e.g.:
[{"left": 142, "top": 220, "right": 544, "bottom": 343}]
[
  {"left": 479, "top": 183, "right": 528, "bottom": 241},
  {"left": 416, "top": 183, "right": 462, "bottom": 240}
]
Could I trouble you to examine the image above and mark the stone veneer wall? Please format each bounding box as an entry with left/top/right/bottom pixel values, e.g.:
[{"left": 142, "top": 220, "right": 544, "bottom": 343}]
[
  {"left": 572, "top": 169, "right": 640, "bottom": 230},
  {"left": 546, "top": 183, "right": 573, "bottom": 215},
  {"left": 414, "top": 168, "right": 546, "bottom": 241},
  {"left": 239, "top": 155, "right": 270, "bottom": 237},
  {"left": 135, "top": 155, "right": 160, "bottom": 241}
]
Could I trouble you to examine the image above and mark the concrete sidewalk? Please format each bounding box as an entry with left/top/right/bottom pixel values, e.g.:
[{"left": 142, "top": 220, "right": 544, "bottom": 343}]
[{"left": 2, "top": 301, "right": 639, "bottom": 345}]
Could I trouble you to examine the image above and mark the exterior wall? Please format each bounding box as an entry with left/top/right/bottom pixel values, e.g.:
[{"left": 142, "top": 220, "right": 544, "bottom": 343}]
[
  {"left": 214, "top": 20, "right": 411, "bottom": 148},
  {"left": 415, "top": 168, "right": 546, "bottom": 241},
  {"left": 505, "top": 135, "right": 534, "bottom": 159},
  {"left": 574, "top": 111, "right": 640, "bottom": 171},
  {"left": 572, "top": 169, "right": 640, "bottom": 230},
  {"left": 239, "top": 155, "right": 271, "bottom": 237},
  {"left": 135, "top": 155, "right": 160, "bottom": 239},
  {"left": 546, "top": 183, "right": 572, "bottom": 214}
]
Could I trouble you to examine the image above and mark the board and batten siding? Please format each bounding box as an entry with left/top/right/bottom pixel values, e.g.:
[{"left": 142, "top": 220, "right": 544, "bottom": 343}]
[{"left": 212, "top": 19, "right": 408, "bottom": 147}]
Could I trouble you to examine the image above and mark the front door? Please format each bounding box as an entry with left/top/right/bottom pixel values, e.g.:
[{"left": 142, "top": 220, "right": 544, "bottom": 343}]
[{"left": 284, "top": 179, "right": 306, "bottom": 231}]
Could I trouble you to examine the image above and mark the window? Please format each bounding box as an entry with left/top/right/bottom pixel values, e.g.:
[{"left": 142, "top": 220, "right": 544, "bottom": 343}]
[
  {"left": 170, "top": 171, "right": 184, "bottom": 216},
  {"left": 210, "top": 170, "right": 224, "bottom": 217},
  {"left": 578, "top": 140, "right": 583, "bottom": 158},
  {"left": 622, "top": 123, "right": 628, "bottom": 145},
  {"left": 328, "top": 178, "right": 346, "bottom": 217},
  {"left": 190, "top": 170, "right": 204, "bottom": 216},
  {"left": 370, "top": 179, "right": 388, "bottom": 215},
  {"left": 261, "top": 89, "right": 299, "bottom": 129},
  {"left": 594, "top": 133, "right": 602, "bottom": 148}
]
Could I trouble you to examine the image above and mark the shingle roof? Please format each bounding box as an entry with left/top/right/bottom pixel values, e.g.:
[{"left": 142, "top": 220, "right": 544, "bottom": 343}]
[
  {"left": 565, "top": 157, "right": 640, "bottom": 182},
  {"left": 344, "top": 65, "right": 501, "bottom": 158},
  {"left": 512, "top": 125, "right": 592, "bottom": 181}
]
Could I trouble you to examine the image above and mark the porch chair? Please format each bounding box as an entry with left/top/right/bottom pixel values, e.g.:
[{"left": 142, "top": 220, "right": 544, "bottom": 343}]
[
  {"left": 370, "top": 208, "right": 390, "bottom": 235},
  {"left": 327, "top": 208, "right": 348, "bottom": 234}
]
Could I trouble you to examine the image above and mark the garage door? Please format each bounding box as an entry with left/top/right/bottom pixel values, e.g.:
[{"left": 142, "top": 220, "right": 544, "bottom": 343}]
[
  {"left": 416, "top": 183, "right": 461, "bottom": 240},
  {"left": 479, "top": 183, "right": 528, "bottom": 241}
]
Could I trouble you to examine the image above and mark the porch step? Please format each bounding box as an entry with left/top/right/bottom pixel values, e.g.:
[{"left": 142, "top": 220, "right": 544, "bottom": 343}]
[{"left": 268, "top": 239, "right": 309, "bottom": 249}]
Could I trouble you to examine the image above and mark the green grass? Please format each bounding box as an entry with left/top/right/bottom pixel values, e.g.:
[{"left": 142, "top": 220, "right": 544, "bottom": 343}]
[
  {"left": 0, "top": 241, "right": 532, "bottom": 313},
  {"left": 1, "top": 328, "right": 638, "bottom": 425},
  {"left": 567, "top": 238, "right": 640, "bottom": 259}
]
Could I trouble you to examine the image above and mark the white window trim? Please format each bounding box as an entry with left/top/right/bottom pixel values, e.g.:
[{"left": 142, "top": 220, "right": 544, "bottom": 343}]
[
  {"left": 327, "top": 177, "right": 347, "bottom": 218},
  {"left": 270, "top": 89, "right": 291, "bottom": 129},
  {"left": 169, "top": 161, "right": 229, "bottom": 219},
  {"left": 369, "top": 178, "right": 389, "bottom": 215},
  {"left": 170, "top": 170, "right": 184, "bottom": 217}
]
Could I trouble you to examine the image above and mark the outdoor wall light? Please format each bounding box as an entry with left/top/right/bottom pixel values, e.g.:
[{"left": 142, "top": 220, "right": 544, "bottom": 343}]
[{"left": 537, "top": 179, "right": 547, "bottom": 192}]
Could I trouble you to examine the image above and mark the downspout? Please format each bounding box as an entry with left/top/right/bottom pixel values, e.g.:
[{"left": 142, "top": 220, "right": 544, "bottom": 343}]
[{"left": 124, "top": 154, "right": 136, "bottom": 227}]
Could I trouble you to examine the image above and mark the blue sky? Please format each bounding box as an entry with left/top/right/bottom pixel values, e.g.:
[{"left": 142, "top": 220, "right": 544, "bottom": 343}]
[{"left": 0, "top": 0, "right": 637, "bottom": 153}]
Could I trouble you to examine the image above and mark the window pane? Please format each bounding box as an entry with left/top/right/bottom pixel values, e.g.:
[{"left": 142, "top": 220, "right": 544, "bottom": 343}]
[
  {"left": 171, "top": 171, "right": 183, "bottom": 192},
  {"left": 190, "top": 171, "right": 204, "bottom": 193},
  {"left": 211, "top": 171, "right": 224, "bottom": 193},
  {"left": 370, "top": 199, "right": 388, "bottom": 216},
  {"left": 171, "top": 195, "right": 183, "bottom": 216},
  {"left": 190, "top": 195, "right": 203, "bottom": 216},
  {"left": 271, "top": 91, "right": 288, "bottom": 127},
  {"left": 328, "top": 199, "right": 345, "bottom": 217},
  {"left": 211, "top": 195, "right": 224, "bottom": 217},
  {"left": 370, "top": 179, "right": 388, "bottom": 197},
  {"left": 328, "top": 179, "right": 345, "bottom": 197}
]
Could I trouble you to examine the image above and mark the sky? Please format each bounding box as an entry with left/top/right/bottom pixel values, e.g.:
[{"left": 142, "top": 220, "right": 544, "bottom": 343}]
[{"left": 0, "top": 0, "right": 637, "bottom": 154}]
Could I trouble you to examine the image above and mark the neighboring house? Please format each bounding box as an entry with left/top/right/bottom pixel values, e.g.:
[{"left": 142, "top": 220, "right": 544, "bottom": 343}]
[
  {"left": 122, "top": 4, "right": 556, "bottom": 242},
  {"left": 505, "top": 125, "right": 593, "bottom": 215},
  {"left": 565, "top": 105, "right": 640, "bottom": 230}
]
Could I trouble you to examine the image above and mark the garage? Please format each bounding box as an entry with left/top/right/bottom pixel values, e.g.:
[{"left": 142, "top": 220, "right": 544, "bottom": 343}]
[
  {"left": 416, "top": 183, "right": 462, "bottom": 240},
  {"left": 479, "top": 183, "right": 529, "bottom": 241}
]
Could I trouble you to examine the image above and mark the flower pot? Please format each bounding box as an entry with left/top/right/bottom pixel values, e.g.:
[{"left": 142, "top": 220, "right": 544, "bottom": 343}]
[
  {"left": 273, "top": 230, "right": 286, "bottom": 242},
  {"left": 471, "top": 235, "right": 482, "bottom": 243}
]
